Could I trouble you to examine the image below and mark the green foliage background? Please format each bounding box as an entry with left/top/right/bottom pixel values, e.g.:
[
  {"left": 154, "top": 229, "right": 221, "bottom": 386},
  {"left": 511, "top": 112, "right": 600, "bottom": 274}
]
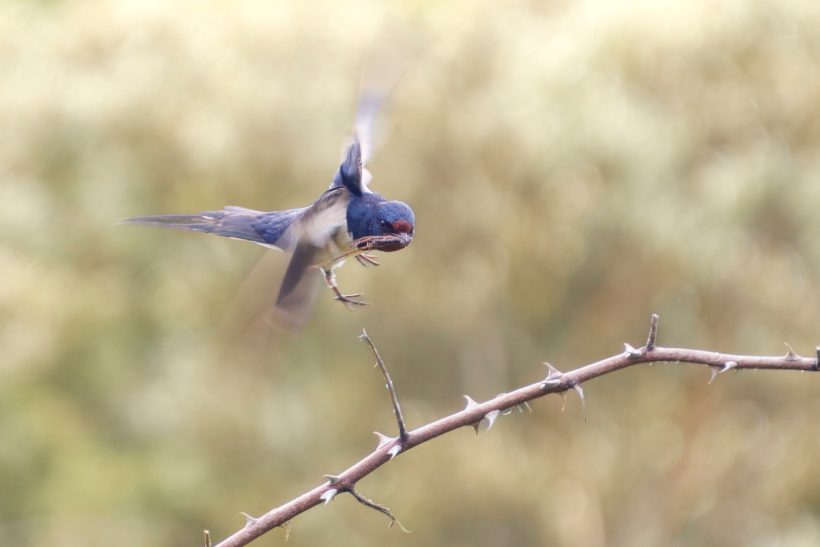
[{"left": 2, "top": 1, "right": 819, "bottom": 545}]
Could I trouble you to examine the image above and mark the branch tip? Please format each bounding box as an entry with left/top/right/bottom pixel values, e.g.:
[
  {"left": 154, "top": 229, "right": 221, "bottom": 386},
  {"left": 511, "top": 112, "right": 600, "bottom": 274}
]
[
  {"left": 360, "top": 330, "right": 408, "bottom": 441},
  {"left": 347, "top": 488, "right": 411, "bottom": 533},
  {"left": 816, "top": 347, "right": 820, "bottom": 371},
  {"left": 646, "top": 314, "right": 660, "bottom": 350}
]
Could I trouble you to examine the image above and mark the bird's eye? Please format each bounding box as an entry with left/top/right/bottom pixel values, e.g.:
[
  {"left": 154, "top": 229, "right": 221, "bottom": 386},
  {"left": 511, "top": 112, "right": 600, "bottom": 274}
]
[{"left": 379, "top": 220, "right": 391, "bottom": 231}]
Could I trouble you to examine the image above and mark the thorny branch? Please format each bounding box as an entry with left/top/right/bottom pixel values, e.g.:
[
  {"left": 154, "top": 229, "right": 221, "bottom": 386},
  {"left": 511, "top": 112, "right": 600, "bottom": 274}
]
[
  {"left": 359, "top": 328, "right": 409, "bottom": 442},
  {"left": 211, "top": 314, "right": 818, "bottom": 547}
]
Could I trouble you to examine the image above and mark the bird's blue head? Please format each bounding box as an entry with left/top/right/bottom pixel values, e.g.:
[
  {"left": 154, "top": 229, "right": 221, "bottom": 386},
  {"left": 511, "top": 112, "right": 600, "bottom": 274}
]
[
  {"left": 371, "top": 200, "right": 415, "bottom": 252},
  {"left": 376, "top": 201, "right": 414, "bottom": 235},
  {"left": 348, "top": 199, "right": 415, "bottom": 252}
]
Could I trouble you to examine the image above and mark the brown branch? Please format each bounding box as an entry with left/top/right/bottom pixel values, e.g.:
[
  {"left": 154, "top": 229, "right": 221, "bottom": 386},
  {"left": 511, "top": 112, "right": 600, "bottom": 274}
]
[
  {"left": 346, "top": 487, "right": 410, "bottom": 532},
  {"left": 212, "top": 315, "right": 818, "bottom": 547},
  {"left": 646, "top": 313, "right": 659, "bottom": 350},
  {"left": 359, "top": 329, "right": 408, "bottom": 442}
]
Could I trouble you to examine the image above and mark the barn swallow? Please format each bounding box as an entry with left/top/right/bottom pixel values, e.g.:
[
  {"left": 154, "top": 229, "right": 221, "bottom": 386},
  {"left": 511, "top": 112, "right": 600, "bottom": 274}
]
[{"left": 123, "top": 91, "right": 415, "bottom": 320}]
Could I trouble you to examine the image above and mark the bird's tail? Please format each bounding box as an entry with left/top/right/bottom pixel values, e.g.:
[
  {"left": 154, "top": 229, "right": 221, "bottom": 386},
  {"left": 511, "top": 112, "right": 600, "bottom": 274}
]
[{"left": 121, "top": 206, "right": 297, "bottom": 249}]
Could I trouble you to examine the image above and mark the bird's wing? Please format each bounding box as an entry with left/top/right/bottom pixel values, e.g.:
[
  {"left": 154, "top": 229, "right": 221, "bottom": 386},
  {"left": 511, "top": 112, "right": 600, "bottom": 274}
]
[
  {"left": 352, "top": 90, "right": 389, "bottom": 191},
  {"left": 272, "top": 186, "right": 350, "bottom": 310},
  {"left": 274, "top": 239, "right": 322, "bottom": 313},
  {"left": 333, "top": 129, "right": 373, "bottom": 196},
  {"left": 286, "top": 187, "right": 350, "bottom": 248},
  {"left": 121, "top": 206, "right": 299, "bottom": 250},
  {"left": 330, "top": 61, "right": 402, "bottom": 196}
]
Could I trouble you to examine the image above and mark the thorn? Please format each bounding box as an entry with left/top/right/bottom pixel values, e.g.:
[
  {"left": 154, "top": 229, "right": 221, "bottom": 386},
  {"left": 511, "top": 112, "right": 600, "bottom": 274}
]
[
  {"left": 463, "top": 395, "right": 480, "bottom": 410},
  {"left": 473, "top": 408, "right": 502, "bottom": 435},
  {"left": 322, "top": 474, "right": 342, "bottom": 485},
  {"left": 624, "top": 343, "right": 642, "bottom": 358},
  {"left": 374, "top": 432, "right": 394, "bottom": 449},
  {"left": 388, "top": 444, "right": 402, "bottom": 459},
  {"left": 495, "top": 393, "right": 521, "bottom": 416},
  {"left": 560, "top": 391, "right": 568, "bottom": 413},
  {"left": 784, "top": 342, "right": 799, "bottom": 360},
  {"left": 320, "top": 489, "right": 338, "bottom": 505},
  {"left": 522, "top": 401, "right": 533, "bottom": 413},
  {"left": 470, "top": 412, "right": 501, "bottom": 434},
  {"left": 281, "top": 520, "right": 292, "bottom": 542},
  {"left": 572, "top": 383, "right": 588, "bottom": 422},
  {"left": 723, "top": 360, "right": 738, "bottom": 373},
  {"left": 708, "top": 361, "right": 737, "bottom": 384},
  {"left": 483, "top": 410, "right": 501, "bottom": 431},
  {"left": 204, "top": 530, "right": 212, "bottom": 547},
  {"left": 543, "top": 362, "right": 563, "bottom": 388},
  {"left": 646, "top": 313, "right": 659, "bottom": 350},
  {"left": 240, "top": 512, "right": 258, "bottom": 527}
]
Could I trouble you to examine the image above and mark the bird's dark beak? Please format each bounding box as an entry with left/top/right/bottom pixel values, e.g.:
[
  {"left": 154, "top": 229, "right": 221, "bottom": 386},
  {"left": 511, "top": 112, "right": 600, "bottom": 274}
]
[{"left": 353, "top": 232, "right": 413, "bottom": 253}]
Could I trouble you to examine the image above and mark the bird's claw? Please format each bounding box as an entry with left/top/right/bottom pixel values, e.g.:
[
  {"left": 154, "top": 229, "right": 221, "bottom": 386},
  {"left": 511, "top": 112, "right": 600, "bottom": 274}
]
[
  {"left": 355, "top": 253, "right": 380, "bottom": 267},
  {"left": 335, "top": 293, "right": 368, "bottom": 308},
  {"left": 321, "top": 267, "right": 368, "bottom": 309}
]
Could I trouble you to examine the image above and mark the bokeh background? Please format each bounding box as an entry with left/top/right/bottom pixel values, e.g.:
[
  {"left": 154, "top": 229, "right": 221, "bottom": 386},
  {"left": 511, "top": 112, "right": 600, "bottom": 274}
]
[{"left": 2, "top": 0, "right": 820, "bottom": 545}]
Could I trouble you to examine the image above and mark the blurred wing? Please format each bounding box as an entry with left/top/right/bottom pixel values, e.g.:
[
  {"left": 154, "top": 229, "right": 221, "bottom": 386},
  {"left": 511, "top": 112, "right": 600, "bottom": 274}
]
[
  {"left": 353, "top": 91, "right": 389, "bottom": 188},
  {"left": 330, "top": 52, "right": 404, "bottom": 195},
  {"left": 287, "top": 187, "right": 350, "bottom": 248},
  {"left": 274, "top": 239, "right": 322, "bottom": 313},
  {"left": 272, "top": 186, "right": 349, "bottom": 314},
  {"left": 333, "top": 134, "right": 370, "bottom": 196},
  {"left": 121, "top": 206, "right": 302, "bottom": 251}
]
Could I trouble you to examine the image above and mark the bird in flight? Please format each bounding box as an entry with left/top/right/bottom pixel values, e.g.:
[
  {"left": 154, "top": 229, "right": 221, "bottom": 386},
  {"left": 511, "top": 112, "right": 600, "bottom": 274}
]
[{"left": 123, "top": 90, "right": 415, "bottom": 323}]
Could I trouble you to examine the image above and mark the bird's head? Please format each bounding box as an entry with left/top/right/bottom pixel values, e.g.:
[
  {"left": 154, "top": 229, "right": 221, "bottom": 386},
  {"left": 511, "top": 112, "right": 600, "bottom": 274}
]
[{"left": 356, "top": 200, "right": 415, "bottom": 252}]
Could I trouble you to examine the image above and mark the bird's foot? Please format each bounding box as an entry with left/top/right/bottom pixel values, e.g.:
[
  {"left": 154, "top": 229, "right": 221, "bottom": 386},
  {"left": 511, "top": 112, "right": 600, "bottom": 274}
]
[
  {"left": 320, "top": 267, "right": 368, "bottom": 309},
  {"left": 355, "top": 253, "right": 380, "bottom": 267},
  {"left": 335, "top": 293, "right": 368, "bottom": 308}
]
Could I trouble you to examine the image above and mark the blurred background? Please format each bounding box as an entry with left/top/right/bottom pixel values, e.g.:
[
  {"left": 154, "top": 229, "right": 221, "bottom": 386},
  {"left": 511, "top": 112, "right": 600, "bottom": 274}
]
[{"left": 2, "top": 0, "right": 820, "bottom": 545}]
